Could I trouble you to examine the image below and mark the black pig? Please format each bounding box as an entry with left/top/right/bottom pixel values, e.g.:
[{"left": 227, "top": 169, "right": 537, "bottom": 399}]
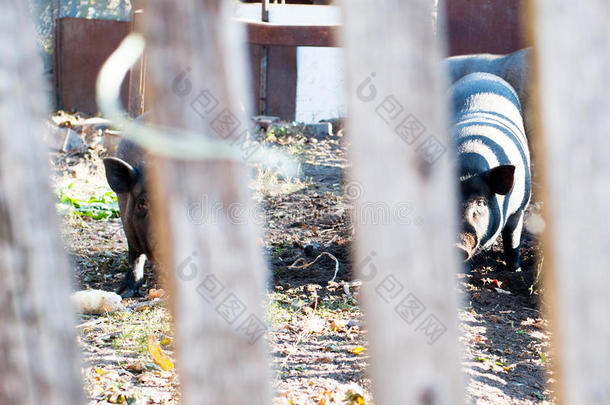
[{"left": 104, "top": 139, "right": 155, "bottom": 297}]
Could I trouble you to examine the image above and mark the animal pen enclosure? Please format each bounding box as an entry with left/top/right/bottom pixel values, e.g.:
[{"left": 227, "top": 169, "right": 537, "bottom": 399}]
[{"left": 1, "top": 0, "right": 610, "bottom": 404}]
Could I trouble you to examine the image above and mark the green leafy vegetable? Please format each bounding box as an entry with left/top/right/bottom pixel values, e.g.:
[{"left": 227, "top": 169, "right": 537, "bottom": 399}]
[{"left": 58, "top": 184, "right": 120, "bottom": 220}]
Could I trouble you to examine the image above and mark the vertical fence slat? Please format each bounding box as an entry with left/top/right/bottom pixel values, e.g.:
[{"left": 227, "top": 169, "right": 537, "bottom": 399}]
[
  {"left": 127, "top": 0, "right": 147, "bottom": 118},
  {"left": 533, "top": 1, "right": 610, "bottom": 403},
  {"left": 341, "top": 1, "right": 463, "bottom": 403},
  {"left": 0, "top": 2, "right": 83, "bottom": 405},
  {"left": 142, "top": 1, "right": 271, "bottom": 404}
]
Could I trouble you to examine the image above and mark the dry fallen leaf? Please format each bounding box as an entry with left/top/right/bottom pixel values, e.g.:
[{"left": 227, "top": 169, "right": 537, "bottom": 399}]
[
  {"left": 147, "top": 335, "right": 174, "bottom": 371},
  {"left": 149, "top": 288, "right": 165, "bottom": 298},
  {"left": 349, "top": 346, "right": 366, "bottom": 355},
  {"left": 125, "top": 360, "right": 150, "bottom": 373},
  {"left": 318, "top": 388, "right": 333, "bottom": 405},
  {"left": 487, "top": 314, "right": 502, "bottom": 323},
  {"left": 345, "top": 390, "right": 365, "bottom": 404},
  {"left": 473, "top": 334, "right": 488, "bottom": 345},
  {"left": 329, "top": 319, "right": 348, "bottom": 332}
]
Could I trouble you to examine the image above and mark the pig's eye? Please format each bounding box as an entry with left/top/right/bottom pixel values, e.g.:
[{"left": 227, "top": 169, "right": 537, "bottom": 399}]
[{"left": 136, "top": 200, "right": 148, "bottom": 212}]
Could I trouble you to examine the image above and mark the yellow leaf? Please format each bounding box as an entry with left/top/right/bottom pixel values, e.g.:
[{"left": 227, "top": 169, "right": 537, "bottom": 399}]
[
  {"left": 345, "top": 391, "right": 365, "bottom": 404},
  {"left": 147, "top": 335, "right": 174, "bottom": 370},
  {"left": 349, "top": 346, "right": 366, "bottom": 355},
  {"left": 318, "top": 388, "right": 332, "bottom": 405}
]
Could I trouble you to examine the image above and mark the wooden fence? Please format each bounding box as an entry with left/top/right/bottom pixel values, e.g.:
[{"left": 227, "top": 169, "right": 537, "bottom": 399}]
[
  {"left": 0, "top": 2, "right": 84, "bottom": 404},
  {"left": 1, "top": 0, "right": 609, "bottom": 404}
]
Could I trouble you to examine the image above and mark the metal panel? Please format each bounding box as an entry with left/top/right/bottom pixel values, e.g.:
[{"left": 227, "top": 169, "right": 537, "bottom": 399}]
[
  {"left": 242, "top": 20, "right": 339, "bottom": 47},
  {"left": 56, "top": 17, "right": 130, "bottom": 114},
  {"left": 267, "top": 46, "right": 297, "bottom": 120},
  {"left": 249, "top": 44, "right": 297, "bottom": 120},
  {"left": 445, "top": 0, "right": 530, "bottom": 56}
]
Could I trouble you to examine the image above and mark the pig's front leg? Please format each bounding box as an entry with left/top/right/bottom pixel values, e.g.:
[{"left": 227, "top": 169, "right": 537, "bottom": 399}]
[
  {"left": 502, "top": 212, "right": 524, "bottom": 272},
  {"left": 117, "top": 248, "right": 147, "bottom": 298}
]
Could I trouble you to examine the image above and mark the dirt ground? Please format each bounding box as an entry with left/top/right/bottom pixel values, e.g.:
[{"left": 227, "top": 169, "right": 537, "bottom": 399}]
[{"left": 51, "top": 112, "right": 554, "bottom": 404}]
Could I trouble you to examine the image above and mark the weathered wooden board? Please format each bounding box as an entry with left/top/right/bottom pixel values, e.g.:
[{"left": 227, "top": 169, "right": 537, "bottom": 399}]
[
  {"left": 532, "top": 1, "right": 610, "bottom": 403},
  {"left": 340, "top": 0, "right": 463, "bottom": 403},
  {"left": 0, "top": 2, "right": 83, "bottom": 404},
  {"left": 142, "top": 1, "right": 272, "bottom": 404},
  {"left": 127, "top": 0, "right": 147, "bottom": 118}
]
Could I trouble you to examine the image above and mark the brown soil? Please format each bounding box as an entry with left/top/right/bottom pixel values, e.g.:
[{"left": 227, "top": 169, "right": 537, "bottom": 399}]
[{"left": 53, "top": 114, "right": 553, "bottom": 404}]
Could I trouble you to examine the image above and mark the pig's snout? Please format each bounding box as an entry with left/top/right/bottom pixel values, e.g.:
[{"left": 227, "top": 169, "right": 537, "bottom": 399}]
[{"left": 456, "top": 232, "right": 477, "bottom": 262}]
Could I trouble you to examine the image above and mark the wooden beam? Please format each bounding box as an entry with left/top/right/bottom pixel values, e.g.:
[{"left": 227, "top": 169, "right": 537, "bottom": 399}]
[
  {"left": 341, "top": 0, "right": 463, "bottom": 403},
  {"left": 127, "top": 0, "right": 147, "bottom": 117},
  {"left": 239, "top": 19, "right": 339, "bottom": 47},
  {"left": 142, "top": 1, "right": 272, "bottom": 404},
  {"left": 532, "top": 0, "right": 610, "bottom": 403},
  {"left": 0, "top": 2, "right": 83, "bottom": 404},
  {"left": 262, "top": 0, "right": 270, "bottom": 22}
]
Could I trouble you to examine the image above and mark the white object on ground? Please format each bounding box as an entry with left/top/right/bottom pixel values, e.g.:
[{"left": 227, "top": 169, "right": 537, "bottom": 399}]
[{"left": 71, "top": 289, "right": 125, "bottom": 314}]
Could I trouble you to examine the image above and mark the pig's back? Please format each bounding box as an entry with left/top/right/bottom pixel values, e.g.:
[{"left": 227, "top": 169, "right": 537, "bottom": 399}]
[{"left": 445, "top": 48, "right": 530, "bottom": 107}]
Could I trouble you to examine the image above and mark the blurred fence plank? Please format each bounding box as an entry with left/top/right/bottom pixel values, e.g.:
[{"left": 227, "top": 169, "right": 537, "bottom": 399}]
[
  {"left": 533, "top": 1, "right": 610, "bottom": 403},
  {"left": 341, "top": 1, "right": 463, "bottom": 403},
  {"left": 0, "top": 2, "right": 83, "bottom": 405},
  {"left": 127, "top": 0, "right": 147, "bottom": 118},
  {"left": 142, "top": 1, "right": 272, "bottom": 404}
]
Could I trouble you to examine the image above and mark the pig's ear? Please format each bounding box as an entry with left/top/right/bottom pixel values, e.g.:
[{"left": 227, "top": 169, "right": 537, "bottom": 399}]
[
  {"left": 485, "top": 165, "right": 515, "bottom": 195},
  {"left": 103, "top": 157, "right": 137, "bottom": 193}
]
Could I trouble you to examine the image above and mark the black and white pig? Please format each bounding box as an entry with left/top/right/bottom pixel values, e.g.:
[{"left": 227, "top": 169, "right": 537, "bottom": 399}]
[
  {"left": 445, "top": 48, "right": 530, "bottom": 108},
  {"left": 104, "top": 138, "right": 155, "bottom": 297},
  {"left": 444, "top": 48, "right": 533, "bottom": 144},
  {"left": 449, "top": 72, "right": 531, "bottom": 272}
]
